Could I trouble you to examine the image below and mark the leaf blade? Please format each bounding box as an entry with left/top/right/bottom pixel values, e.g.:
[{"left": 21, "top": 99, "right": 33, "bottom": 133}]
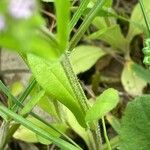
[{"left": 85, "top": 88, "right": 119, "bottom": 123}]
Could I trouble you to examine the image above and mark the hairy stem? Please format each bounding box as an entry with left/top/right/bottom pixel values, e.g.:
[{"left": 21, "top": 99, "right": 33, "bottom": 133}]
[{"left": 61, "top": 52, "right": 89, "bottom": 114}]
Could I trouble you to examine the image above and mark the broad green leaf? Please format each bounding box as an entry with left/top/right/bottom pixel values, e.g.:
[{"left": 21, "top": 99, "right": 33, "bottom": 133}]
[
  {"left": 13, "top": 126, "right": 38, "bottom": 143},
  {"left": 0, "top": 30, "right": 59, "bottom": 61},
  {"left": 20, "top": 90, "right": 45, "bottom": 116},
  {"left": 92, "top": 15, "right": 116, "bottom": 30},
  {"left": 55, "top": 0, "right": 70, "bottom": 51},
  {"left": 14, "top": 117, "right": 67, "bottom": 144},
  {"left": 89, "top": 25, "right": 127, "bottom": 51},
  {"left": 127, "top": 0, "right": 150, "bottom": 42},
  {"left": 37, "top": 95, "right": 59, "bottom": 119},
  {"left": 121, "top": 61, "right": 147, "bottom": 96},
  {"left": 27, "top": 53, "right": 86, "bottom": 127},
  {"left": 63, "top": 105, "right": 94, "bottom": 150},
  {"left": 0, "top": 104, "right": 80, "bottom": 150},
  {"left": 132, "top": 63, "right": 150, "bottom": 83},
  {"left": 119, "top": 95, "right": 150, "bottom": 150},
  {"left": 70, "top": 45, "right": 106, "bottom": 74},
  {"left": 85, "top": 88, "right": 119, "bottom": 123}
]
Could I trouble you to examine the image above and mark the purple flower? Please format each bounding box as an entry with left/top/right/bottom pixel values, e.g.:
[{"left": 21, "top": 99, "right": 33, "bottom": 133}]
[
  {"left": 9, "top": 0, "right": 36, "bottom": 19},
  {"left": 0, "top": 15, "right": 5, "bottom": 31}
]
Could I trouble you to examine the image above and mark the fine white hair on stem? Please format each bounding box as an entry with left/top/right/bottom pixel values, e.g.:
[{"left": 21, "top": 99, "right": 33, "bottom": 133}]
[{"left": 9, "top": 0, "right": 36, "bottom": 19}]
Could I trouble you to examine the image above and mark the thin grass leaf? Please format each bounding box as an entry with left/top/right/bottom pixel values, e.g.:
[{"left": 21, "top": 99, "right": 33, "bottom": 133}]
[
  {"left": 55, "top": 0, "right": 70, "bottom": 51},
  {"left": 12, "top": 78, "right": 37, "bottom": 112},
  {"left": 139, "top": 0, "right": 150, "bottom": 34},
  {"left": 20, "top": 90, "right": 45, "bottom": 116},
  {"left": 69, "top": 0, "right": 90, "bottom": 32},
  {"left": 0, "top": 80, "right": 79, "bottom": 148},
  {"left": 0, "top": 103, "right": 81, "bottom": 150},
  {"left": 69, "top": 0, "right": 105, "bottom": 50}
]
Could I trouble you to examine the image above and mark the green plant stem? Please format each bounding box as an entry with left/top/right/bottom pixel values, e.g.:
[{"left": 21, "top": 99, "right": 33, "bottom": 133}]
[
  {"left": 61, "top": 52, "right": 89, "bottom": 114},
  {"left": 69, "top": 0, "right": 90, "bottom": 32},
  {"left": 102, "top": 117, "right": 111, "bottom": 150},
  {"left": 103, "top": 136, "right": 119, "bottom": 150},
  {"left": 69, "top": 0, "right": 105, "bottom": 50}
]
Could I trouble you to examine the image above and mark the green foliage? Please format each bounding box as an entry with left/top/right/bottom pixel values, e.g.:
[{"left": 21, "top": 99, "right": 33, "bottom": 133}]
[
  {"left": 127, "top": 0, "right": 150, "bottom": 42},
  {"left": 55, "top": 0, "right": 70, "bottom": 51},
  {"left": 69, "top": 0, "right": 90, "bottom": 31},
  {"left": 2, "top": 0, "right": 150, "bottom": 149},
  {"left": 121, "top": 61, "right": 147, "bottom": 96},
  {"left": 70, "top": 45, "right": 106, "bottom": 74},
  {"left": 119, "top": 95, "right": 150, "bottom": 150},
  {"left": 14, "top": 116, "right": 68, "bottom": 144},
  {"left": 0, "top": 0, "right": 59, "bottom": 61},
  {"left": 20, "top": 90, "right": 45, "bottom": 116},
  {"left": 132, "top": 63, "right": 150, "bottom": 83},
  {"left": 27, "top": 53, "right": 86, "bottom": 127},
  {"left": 85, "top": 88, "right": 119, "bottom": 123},
  {"left": 89, "top": 25, "right": 127, "bottom": 51},
  {"left": 0, "top": 104, "right": 80, "bottom": 150}
]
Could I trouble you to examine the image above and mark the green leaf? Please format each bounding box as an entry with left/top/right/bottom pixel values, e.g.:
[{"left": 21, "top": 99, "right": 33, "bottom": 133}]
[
  {"left": 63, "top": 106, "right": 92, "bottom": 150},
  {"left": 20, "top": 90, "right": 45, "bottom": 116},
  {"left": 69, "top": 0, "right": 90, "bottom": 31},
  {"left": 92, "top": 15, "right": 116, "bottom": 30},
  {"left": 132, "top": 63, "right": 150, "bottom": 83},
  {"left": 85, "top": 88, "right": 119, "bottom": 123},
  {"left": 119, "top": 95, "right": 150, "bottom": 150},
  {"left": 69, "top": 0, "right": 105, "bottom": 50},
  {"left": 70, "top": 45, "right": 106, "bottom": 74},
  {"left": 37, "top": 95, "right": 59, "bottom": 119},
  {"left": 89, "top": 25, "right": 127, "bottom": 51},
  {"left": 14, "top": 116, "right": 67, "bottom": 144},
  {"left": 55, "top": 0, "right": 70, "bottom": 51},
  {"left": 0, "top": 104, "right": 80, "bottom": 150},
  {"left": 0, "top": 0, "right": 59, "bottom": 61},
  {"left": 27, "top": 54, "right": 86, "bottom": 127},
  {"left": 127, "top": 0, "right": 150, "bottom": 42},
  {"left": 121, "top": 61, "right": 147, "bottom": 96},
  {"left": 10, "top": 82, "right": 24, "bottom": 97}
]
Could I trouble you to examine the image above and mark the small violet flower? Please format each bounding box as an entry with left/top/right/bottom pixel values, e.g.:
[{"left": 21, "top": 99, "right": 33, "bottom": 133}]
[
  {"left": 9, "top": 0, "right": 36, "bottom": 19},
  {"left": 0, "top": 15, "right": 5, "bottom": 31}
]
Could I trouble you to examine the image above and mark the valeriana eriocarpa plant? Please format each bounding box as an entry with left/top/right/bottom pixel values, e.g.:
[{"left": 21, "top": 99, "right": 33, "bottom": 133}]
[{"left": 0, "top": 0, "right": 121, "bottom": 149}]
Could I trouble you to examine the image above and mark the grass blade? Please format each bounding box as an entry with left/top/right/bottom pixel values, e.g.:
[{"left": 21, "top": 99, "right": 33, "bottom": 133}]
[
  {"left": 0, "top": 103, "right": 81, "bottom": 150},
  {"left": 69, "top": 0, "right": 90, "bottom": 32},
  {"left": 0, "top": 80, "right": 80, "bottom": 149},
  {"left": 69, "top": 0, "right": 105, "bottom": 50}
]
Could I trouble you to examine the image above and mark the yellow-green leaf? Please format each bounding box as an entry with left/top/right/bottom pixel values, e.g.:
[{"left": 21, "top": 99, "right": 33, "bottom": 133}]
[{"left": 85, "top": 88, "right": 119, "bottom": 123}]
